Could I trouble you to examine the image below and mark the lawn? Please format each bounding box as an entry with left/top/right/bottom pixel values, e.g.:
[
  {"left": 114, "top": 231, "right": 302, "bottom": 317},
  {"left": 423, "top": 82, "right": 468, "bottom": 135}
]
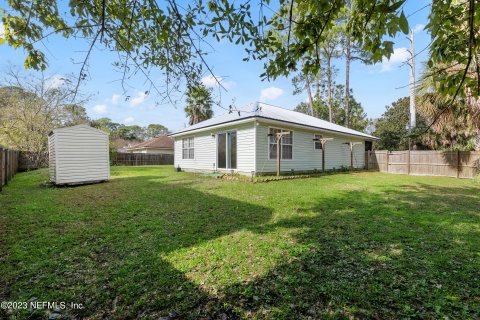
[{"left": 1, "top": 166, "right": 479, "bottom": 319}]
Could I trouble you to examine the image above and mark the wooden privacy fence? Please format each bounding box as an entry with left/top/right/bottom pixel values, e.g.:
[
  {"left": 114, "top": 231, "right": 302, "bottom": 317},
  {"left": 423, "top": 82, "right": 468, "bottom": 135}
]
[
  {"left": 112, "top": 153, "right": 174, "bottom": 166},
  {"left": 0, "top": 146, "right": 20, "bottom": 191},
  {"left": 366, "top": 150, "right": 480, "bottom": 179}
]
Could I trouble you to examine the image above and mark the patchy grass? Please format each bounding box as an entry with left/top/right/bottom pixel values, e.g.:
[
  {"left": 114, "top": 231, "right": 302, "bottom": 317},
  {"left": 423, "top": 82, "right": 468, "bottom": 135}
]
[{"left": 1, "top": 166, "right": 480, "bottom": 319}]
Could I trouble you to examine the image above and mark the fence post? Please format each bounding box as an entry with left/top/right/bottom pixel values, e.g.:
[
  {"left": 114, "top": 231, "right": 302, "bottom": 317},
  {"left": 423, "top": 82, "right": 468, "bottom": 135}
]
[
  {"left": 4, "top": 149, "right": 8, "bottom": 185},
  {"left": 407, "top": 150, "right": 410, "bottom": 175},
  {"left": 386, "top": 151, "right": 389, "bottom": 173},
  {"left": 457, "top": 150, "right": 460, "bottom": 178},
  {"left": 0, "top": 147, "right": 3, "bottom": 191},
  {"left": 365, "top": 151, "right": 369, "bottom": 170}
]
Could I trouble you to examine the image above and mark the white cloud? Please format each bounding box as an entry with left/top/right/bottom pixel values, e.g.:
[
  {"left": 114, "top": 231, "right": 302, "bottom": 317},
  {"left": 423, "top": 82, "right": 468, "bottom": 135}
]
[
  {"left": 111, "top": 94, "right": 121, "bottom": 105},
  {"left": 379, "top": 47, "right": 410, "bottom": 72},
  {"left": 93, "top": 104, "right": 108, "bottom": 115},
  {"left": 413, "top": 24, "right": 424, "bottom": 33},
  {"left": 259, "top": 86, "right": 284, "bottom": 101},
  {"left": 124, "top": 116, "right": 135, "bottom": 124},
  {"left": 201, "top": 75, "right": 236, "bottom": 89},
  {"left": 129, "top": 91, "right": 148, "bottom": 107},
  {"left": 45, "top": 74, "right": 65, "bottom": 89}
]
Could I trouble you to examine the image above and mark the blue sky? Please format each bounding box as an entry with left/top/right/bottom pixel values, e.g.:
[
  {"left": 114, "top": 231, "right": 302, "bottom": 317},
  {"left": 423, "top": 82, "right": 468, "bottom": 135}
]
[{"left": 0, "top": 0, "right": 430, "bottom": 132}]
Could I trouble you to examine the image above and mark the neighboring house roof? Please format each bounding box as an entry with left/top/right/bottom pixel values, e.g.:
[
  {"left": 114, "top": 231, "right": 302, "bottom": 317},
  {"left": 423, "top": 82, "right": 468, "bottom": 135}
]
[
  {"left": 170, "top": 102, "right": 378, "bottom": 140},
  {"left": 126, "top": 135, "right": 174, "bottom": 150}
]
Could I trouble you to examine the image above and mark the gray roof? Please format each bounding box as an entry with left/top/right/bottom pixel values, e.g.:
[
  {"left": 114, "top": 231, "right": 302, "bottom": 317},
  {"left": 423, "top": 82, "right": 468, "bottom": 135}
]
[{"left": 171, "top": 102, "right": 378, "bottom": 140}]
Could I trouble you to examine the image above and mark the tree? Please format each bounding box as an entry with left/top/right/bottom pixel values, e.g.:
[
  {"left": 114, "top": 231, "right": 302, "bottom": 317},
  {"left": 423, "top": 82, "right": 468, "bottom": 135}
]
[
  {"left": 0, "top": 70, "right": 89, "bottom": 167},
  {"left": 0, "top": 0, "right": 262, "bottom": 99},
  {"left": 294, "top": 86, "right": 368, "bottom": 132},
  {"left": 373, "top": 97, "right": 435, "bottom": 151},
  {"left": 145, "top": 124, "right": 169, "bottom": 139},
  {"left": 61, "top": 104, "right": 90, "bottom": 126},
  {"left": 90, "top": 118, "right": 169, "bottom": 142},
  {"left": 0, "top": 1, "right": 411, "bottom": 98},
  {"left": 417, "top": 63, "right": 480, "bottom": 151},
  {"left": 338, "top": 2, "right": 372, "bottom": 128},
  {"left": 117, "top": 125, "right": 145, "bottom": 141},
  {"left": 184, "top": 84, "right": 214, "bottom": 125},
  {"left": 90, "top": 117, "right": 123, "bottom": 134},
  {"left": 347, "top": 97, "right": 369, "bottom": 132},
  {"left": 2, "top": 0, "right": 478, "bottom": 113},
  {"left": 372, "top": 98, "right": 411, "bottom": 150},
  {"left": 321, "top": 27, "right": 343, "bottom": 123},
  {"left": 291, "top": 67, "right": 323, "bottom": 117}
]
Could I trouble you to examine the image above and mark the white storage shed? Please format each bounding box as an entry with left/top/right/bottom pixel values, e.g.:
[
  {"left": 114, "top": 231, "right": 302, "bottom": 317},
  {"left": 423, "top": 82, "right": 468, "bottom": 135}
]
[{"left": 48, "top": 124, "right": 110, "bottom": 185}]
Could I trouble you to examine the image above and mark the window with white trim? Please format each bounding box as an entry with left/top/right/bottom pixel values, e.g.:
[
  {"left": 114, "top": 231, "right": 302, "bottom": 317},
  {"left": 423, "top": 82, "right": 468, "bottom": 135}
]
[
  {"left": 314, "top": 134, "right": 323, "bottom": 150},
  {"left": 268, "top": 128, "right": 293, "bottom": 160},
  {"left": 182, "top": 137, "right": 194, "bottom": 159}
]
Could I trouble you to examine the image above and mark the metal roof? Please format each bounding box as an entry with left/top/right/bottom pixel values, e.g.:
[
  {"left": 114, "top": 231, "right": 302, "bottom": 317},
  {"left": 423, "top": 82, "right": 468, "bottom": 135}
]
[{"left": 171, "top": 102, "right": 378, "bottom": 140}]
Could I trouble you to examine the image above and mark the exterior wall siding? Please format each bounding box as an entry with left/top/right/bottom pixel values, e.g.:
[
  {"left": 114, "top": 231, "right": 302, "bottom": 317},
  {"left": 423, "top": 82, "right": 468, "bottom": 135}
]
[
  {"left": 48, "top": 134, "right": 56, "bottom": 182},
  {"left": 174, "top": 122, "right": 255, "bottom": 174},
  {"left": 50, "top": 126, "right": 110, "bottom": 184},
  {"left": 173, "top": 120, "right": 367, "bottom": 175},
  {"left": 255, "top": 122, "right": 365, "bottom": 173}
]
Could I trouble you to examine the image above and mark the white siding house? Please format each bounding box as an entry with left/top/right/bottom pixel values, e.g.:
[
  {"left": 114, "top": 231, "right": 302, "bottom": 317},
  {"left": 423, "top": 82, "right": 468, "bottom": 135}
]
[
  {"left": 48, "top": 124, "right": 110, "bottom": 185},
  {"left": 170, "top": 103, "right": 377, "bottom": 175}
]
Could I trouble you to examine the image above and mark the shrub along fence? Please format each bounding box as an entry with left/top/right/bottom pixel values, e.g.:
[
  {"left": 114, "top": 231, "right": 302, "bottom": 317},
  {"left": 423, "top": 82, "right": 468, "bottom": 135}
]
[
  {"left": 0, "top": 146, "right": 20, "bottom": 191},
  {"left": 112, "top": 153, "right": 174, "bottom": 166},
  {"left": 366, "top": 150, "right": 480, "bottom": 179},
  {"left": 18, "top": 151, "right": 48, "bottom": 171}
]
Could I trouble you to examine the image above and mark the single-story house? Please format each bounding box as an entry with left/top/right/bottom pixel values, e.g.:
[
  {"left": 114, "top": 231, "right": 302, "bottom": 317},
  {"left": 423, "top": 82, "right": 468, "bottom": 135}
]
[
  {"left": 124, "top": 135, "right": 174, "bottom": 154},
  {"left": 170, "top": 103, "right": 378, "bottom": 175}
]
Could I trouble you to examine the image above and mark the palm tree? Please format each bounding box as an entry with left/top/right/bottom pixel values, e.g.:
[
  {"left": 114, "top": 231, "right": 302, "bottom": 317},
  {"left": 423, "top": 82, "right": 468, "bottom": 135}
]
[
  {"left": 184, "top": 83, "right": 214, "bottom": 125},
  {"left": 417, "top": 63, "right": 480, "bottom": 150}
]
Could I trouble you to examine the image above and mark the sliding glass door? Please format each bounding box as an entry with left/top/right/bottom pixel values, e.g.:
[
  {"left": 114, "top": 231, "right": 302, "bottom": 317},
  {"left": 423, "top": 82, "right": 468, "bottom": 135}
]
[{"left": 217, "top": 131, "right": 237, "bottom": 169}]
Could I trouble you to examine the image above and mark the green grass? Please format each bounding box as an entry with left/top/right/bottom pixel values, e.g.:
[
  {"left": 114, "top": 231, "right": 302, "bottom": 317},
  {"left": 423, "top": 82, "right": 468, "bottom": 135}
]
[{"left": 1, "top": 166, "right": 480, "bottom": 319}]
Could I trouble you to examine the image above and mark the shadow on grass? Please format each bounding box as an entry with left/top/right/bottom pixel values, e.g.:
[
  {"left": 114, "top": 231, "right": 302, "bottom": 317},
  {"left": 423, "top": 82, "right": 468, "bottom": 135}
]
[
  {"left": 1, "top": 175, "right": 272, "bottom": 319},
  {"left": 2, "top": 173, "right": 480, "bottom": 319},
  {"left": 217, "top": 183, "right": 480, "bottom": 319}
]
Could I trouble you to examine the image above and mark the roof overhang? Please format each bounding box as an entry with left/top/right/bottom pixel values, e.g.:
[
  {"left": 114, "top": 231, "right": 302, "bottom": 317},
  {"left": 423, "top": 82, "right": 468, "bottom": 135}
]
[{"left": 125, "top": 147, "right": 174, "bottom": 151}]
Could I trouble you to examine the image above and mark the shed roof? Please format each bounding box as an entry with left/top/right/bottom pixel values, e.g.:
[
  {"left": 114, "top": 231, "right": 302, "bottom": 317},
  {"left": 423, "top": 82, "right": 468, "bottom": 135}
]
[
  {"left": 126, "top": 135, "right": 174, "bottom": 150},
  {"left": 170, "top": 102, "right": 378, "bottom": 140},
  {"left": 49, "top": 124, "right": 109, "bottom": 136}
]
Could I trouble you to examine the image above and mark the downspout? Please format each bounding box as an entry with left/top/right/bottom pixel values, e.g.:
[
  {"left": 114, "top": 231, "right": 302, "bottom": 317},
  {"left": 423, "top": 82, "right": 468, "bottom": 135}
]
[{"left": 253, "top": 119, "right": 257, "bottom": 175}]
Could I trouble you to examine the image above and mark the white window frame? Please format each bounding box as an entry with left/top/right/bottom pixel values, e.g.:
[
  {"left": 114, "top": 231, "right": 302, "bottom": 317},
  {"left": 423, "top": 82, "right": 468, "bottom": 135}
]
[
  {"left": 182, "top": 137, "right": 195, "bottom": 160},
  {"left": 268, "top": 127, "right": 293, "bottom": 160},
  {"left": 314, "top": 134, "right": 323, "bottom": 150}
]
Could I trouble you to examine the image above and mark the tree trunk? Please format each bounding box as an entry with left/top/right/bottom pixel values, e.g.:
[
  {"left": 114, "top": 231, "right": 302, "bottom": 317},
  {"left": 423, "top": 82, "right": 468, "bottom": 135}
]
[
  {"left": 314, "top": 50, "right": 321, "bottom": 118},
  {"left": 327, "top": 56, "right": 333, "bottom": 123},
  {"left": 314, "top": 70, "right": 320, "bottom": 118},
  {"left": 345, "top": 36, "right": 351, "bottom": 128},
  {"left": 301, "top": 59, "right": 315, "bottom": 116},
  {"left": 475, "top": 129, "right": 480, "bottom": 151}
]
